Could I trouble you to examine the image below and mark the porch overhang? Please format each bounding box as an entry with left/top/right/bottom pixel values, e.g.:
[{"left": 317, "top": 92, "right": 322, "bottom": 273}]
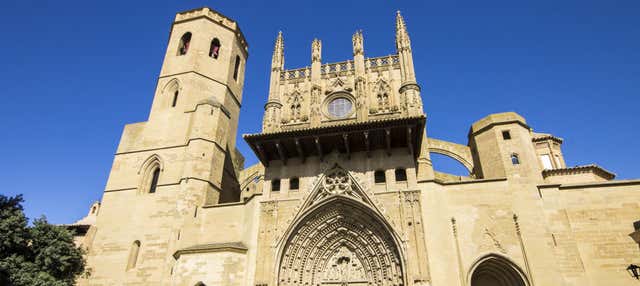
[{"left": 243, "top": 116, "right": 426, "bottom": 167}]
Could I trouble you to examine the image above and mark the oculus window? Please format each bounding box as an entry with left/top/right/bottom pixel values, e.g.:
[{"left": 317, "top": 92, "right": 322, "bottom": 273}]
[{"left": 327, "top": 97, "right": 353, "bottom": 118}]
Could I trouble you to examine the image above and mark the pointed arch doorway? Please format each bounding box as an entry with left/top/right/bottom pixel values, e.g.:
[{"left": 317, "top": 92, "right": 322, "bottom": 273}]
[
  {"left": 276, "top": 166, "right": 406, "bottom": 286},
  {"left": 469, "top": 254, "right": 529, "bottom": 286}
]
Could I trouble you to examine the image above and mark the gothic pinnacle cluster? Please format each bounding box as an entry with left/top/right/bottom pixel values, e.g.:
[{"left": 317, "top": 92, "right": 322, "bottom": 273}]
[{"left": 261, "top": 11, "right": 424, "bottom": 133}]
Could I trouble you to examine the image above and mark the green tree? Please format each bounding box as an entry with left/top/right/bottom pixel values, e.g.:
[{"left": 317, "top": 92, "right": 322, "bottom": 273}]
[{"left": 0, "top": 194, "right": 87, "bottom": 286}]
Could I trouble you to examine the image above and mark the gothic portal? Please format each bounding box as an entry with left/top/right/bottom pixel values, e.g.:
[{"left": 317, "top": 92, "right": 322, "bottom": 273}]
[{"left": 277, "top": 166, "right": 405, "bottom": 286}]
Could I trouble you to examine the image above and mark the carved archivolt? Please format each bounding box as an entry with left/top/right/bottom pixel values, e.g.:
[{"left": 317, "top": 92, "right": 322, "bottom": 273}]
[{"left": 277, "top": 166, "right": 405, "bottom": 286}]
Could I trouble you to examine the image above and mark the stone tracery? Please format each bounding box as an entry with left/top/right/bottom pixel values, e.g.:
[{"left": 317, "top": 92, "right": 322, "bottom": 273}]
[{"left": 278, "top": 167, "right": 405, "bottom": 286}]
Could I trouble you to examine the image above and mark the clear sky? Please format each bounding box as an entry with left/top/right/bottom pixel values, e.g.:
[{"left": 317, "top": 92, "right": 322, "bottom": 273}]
[{"left": 1, "top": 0, "right": 638, "bottom": 224}]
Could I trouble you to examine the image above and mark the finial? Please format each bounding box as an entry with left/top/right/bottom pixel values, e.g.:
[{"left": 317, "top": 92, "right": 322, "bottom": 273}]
[
  {"left": 311, "top": 38, "right": 322, "bottom": 63},
  {"left": 271, "top": 31, "right": 285, "bottom": 69},
  {"left": 352, "top": 30, "right": 364, "bottom": 56},
  {"left": 395, "top": 11, "right": 411, "bottom": 51}
]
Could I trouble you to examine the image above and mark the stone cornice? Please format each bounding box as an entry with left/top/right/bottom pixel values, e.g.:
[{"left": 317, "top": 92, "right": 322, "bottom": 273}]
[
  {"left": 542, "top": 164, "right": 615, "bottom": 180},
  {"left": 532, "top": 134, "right": 563, "bottom": 144},
  {"left": 537, "top": 179, "right": 640, "bottom": 190},
  {"left": 173, "top": 242, "right": 248, "bottom": 259}
]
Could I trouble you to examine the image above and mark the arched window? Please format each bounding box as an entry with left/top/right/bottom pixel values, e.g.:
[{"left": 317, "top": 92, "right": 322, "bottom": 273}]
[
  {"left": 271, "top": 179, "right": 281, "bottom": 192},
  {"left": 511, "top": 154, "right": 520, "bottom": 165},
  {"left": 374, "top": 170, "right": 386, "bottom": 184},
  {"left": 195, "top": 282, "right": 206, "bottom": 286},
  {"left": 209, "top": 38, "right": 221, "bottom": 59},
  {"left": 395, "top": 168, "right": 407, "bottom": 182},
  {"left": 178, "top": 32, "right": 192, "bottom": 56},
  {"left": 126, "top": 240, "right": 141, "bottom": 270},
  {"left": 149, "top": 168, "right": 160, "bottom": 193},
  {"left": 233, "top": 56, "right": 241, "bottom": 81},
  {"left": 171, "top": 90, "right": 179, "bottom": 107},
  {"left": 290, "top": 177, "right": 299, "bottom": 190}
]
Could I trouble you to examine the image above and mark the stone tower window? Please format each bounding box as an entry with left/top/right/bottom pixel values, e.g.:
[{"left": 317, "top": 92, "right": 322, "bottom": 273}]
[
  {"left": 502, "top": 130, "right": 511, "bottom": 140},
  {"left": 233, "top": 56, "right": 241, "bottom": 81},
  {"left": 511, "top": 154, "right": 520, "bottom": 165},
  {"left": 178, "top": 32, "right": 192, "bottom": 56},
  {"left": 171, "top": 90, "right": 179, "bottom": 107},
  {"left": 290, "top": 177, "right": 299, "bottom": 190},
  {"left": 209, "top": 38, "right": 221, "bottom": 59},
  {"left": 149, "top": 168, "right": 160, "bottom": 193},
  {"left": 272, "top": 179, "right": 281, "bottom": 192},
  {"left": 395, "top": 168, "right": 407, "bottom": 182},
  {"left": 126, "top": 240, "right": 141, "bottom": 270},
  {"left": 374, "top": 170, "right": 386, "bottom": 184}
]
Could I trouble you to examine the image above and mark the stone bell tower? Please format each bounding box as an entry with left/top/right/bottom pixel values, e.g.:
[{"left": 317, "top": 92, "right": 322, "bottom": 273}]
[
  {"left": 83, "top": 7, "right": 249, "bottom": 285},
  {"left": 145, "top": 7, "right": 249, "bottom": 204}
]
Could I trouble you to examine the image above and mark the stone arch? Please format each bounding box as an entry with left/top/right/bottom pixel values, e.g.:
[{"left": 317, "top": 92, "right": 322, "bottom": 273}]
[
  {"left": 427, "top": 138, "right": 474, "bottom": 173},
  {"left": 137, "top": 154, "right": 164, "bottom": 193},
  {"left": 161, "top": 78, "right": 183, "bottom": 107},
  {"left": 275, "top": 166, "right": 406, "bottom": 286},
  {"left": 468, "top": 254, "right": 529, "bottom": 286}
]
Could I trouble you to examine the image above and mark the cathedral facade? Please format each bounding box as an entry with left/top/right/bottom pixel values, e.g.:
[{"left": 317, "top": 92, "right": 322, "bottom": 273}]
[{"left": 71, "top": 7, "right": 640, "bottom": 286}]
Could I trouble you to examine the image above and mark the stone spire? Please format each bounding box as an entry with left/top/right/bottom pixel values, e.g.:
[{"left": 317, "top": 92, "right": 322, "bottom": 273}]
[
  {"left": 271, "top": 31, "right": 285, "bottom": 70},
  {"left": 264, "top": 31, "right": 284, "bottom": 132},
  {"left": 395, "top": 11, "right": 412, "bottom": 52}
]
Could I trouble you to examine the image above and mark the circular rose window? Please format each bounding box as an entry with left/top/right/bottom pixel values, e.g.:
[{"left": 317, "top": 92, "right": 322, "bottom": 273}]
[{"left": 327, "top": 97, "right": 353, "bottom": 118}]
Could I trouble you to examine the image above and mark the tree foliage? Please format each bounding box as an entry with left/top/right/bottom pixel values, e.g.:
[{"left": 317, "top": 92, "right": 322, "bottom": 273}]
[{"left": 0, "top": 194, "right": 87, "bottom": 286}]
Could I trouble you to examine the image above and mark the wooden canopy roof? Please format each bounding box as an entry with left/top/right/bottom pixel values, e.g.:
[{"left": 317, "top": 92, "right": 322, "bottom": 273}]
[{"left": 243, "top": 116, "right": 426, "bottom": 167}]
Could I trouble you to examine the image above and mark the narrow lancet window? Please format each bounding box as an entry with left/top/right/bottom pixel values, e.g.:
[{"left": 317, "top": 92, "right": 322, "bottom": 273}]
[
  {"left": 209, "top": 38, "right": 221, "bottom": 59},
  {"left": 511, "top": 154, "right": 520, "bottom": 165},
  {"left": 149, "top": 168, "right": 160, "bottom": 193},
  {"left": 126, "top": 240, "right": 141, "bottom": 270},
  {"left": 233, "top": 56, "right": 240, "bottom": 80},
  {"left": 171, "top": 90, "right": 179, "bottom": 107},
  {"left": 178, "top": 32, "right": 192, "bottom": 55}
]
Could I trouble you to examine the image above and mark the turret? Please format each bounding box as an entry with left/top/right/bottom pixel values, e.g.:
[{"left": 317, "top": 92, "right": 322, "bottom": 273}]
[{"left": 468, "top": 112, "right": 543, "bottom": 181}]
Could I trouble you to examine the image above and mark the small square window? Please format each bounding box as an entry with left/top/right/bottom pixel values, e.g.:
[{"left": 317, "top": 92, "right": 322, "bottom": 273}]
[
  {"left": 502, "top": 131, "right": 511, "bottom": 140},
  {"left": 395, "top": 169, "right": 407, "bottom": 182},
  {"left": 374, "top": 170, "right": 386, "bottom": 184},
  {"left": 271, "top": 179, "right": 281, "bottom": 192},
  {"left": 290, "top": 178, "right": 299, "bottom": 190}
]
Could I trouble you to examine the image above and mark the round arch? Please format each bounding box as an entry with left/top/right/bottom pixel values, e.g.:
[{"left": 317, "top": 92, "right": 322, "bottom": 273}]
[
  {"left": 467, "top": 254, "right": 529, "bottom": 286},
  {"left": 275, "top": 196, "right": 407, "bottom": 286}
]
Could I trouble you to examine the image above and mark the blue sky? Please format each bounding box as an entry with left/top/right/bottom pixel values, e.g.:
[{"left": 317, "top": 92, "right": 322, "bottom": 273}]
[{"left": 0, "top": 0, "right": 638, "bottom": 224}]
